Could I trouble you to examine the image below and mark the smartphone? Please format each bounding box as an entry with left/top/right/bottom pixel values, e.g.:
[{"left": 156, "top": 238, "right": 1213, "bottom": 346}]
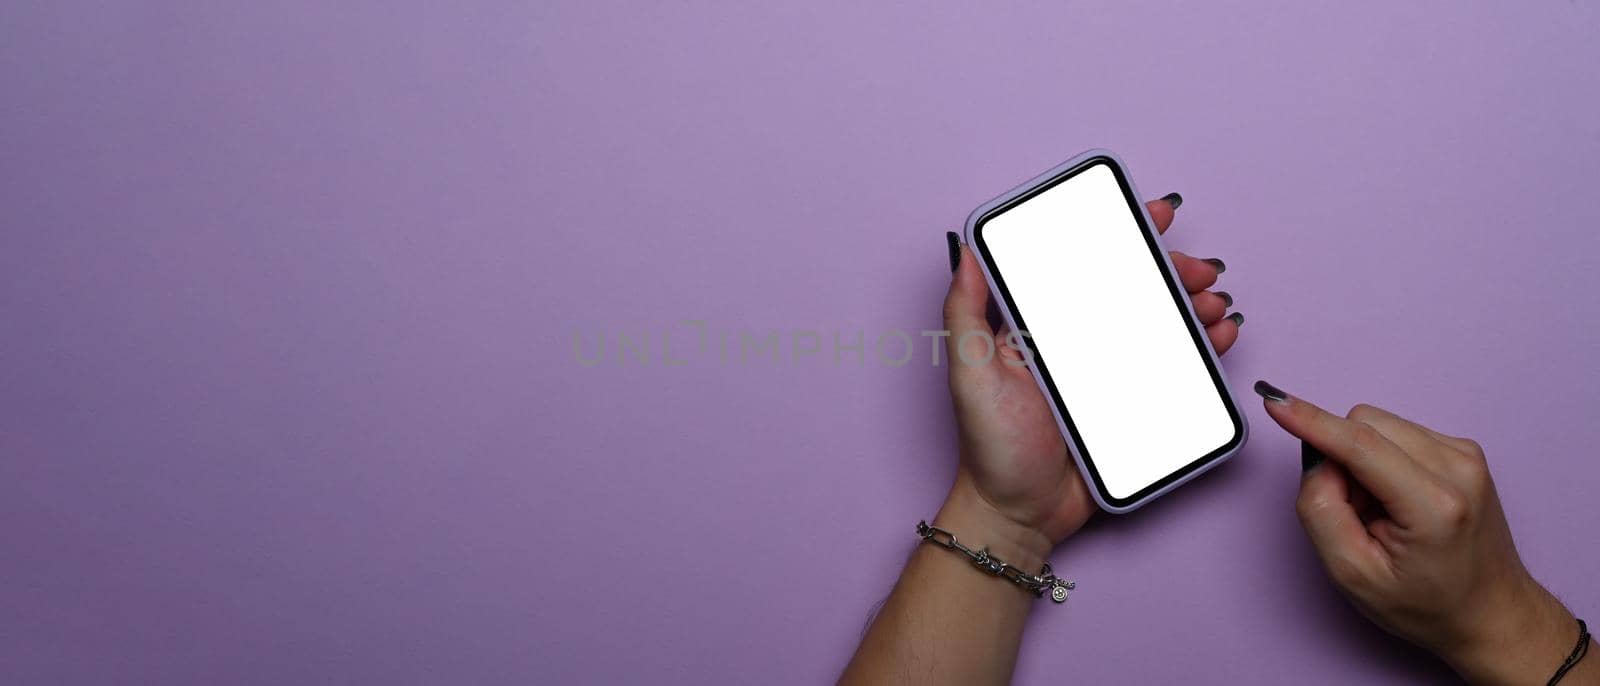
[{"left": 964, "top": 149, "right": 1247, "bottom": 513}]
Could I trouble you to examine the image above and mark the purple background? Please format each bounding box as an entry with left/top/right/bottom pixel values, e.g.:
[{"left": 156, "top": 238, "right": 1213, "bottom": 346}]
[{"left": 3, "top": 2, "right": 1598, "bottom": 684}]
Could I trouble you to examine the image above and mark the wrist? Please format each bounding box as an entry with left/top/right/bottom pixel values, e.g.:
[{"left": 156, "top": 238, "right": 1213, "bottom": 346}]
[
  {"left": 933, "top": 475, "right": 1056, "bottom": 572},
  {"left": 1442, "top": 577, "right": 1577, "bottom": 685}
]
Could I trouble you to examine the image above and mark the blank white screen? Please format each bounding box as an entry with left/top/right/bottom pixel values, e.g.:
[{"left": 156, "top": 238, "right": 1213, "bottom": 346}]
[{"left": 980, "top": 163, "right": 1235, "bottom": 500}]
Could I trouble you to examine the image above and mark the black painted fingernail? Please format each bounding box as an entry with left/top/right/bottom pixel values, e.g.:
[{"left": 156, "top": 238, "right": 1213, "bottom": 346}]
[
  {"left": 1161, "top": 192, "right": 1184, "bottom": 210},
  {"left": 1216, "top": 291, "right": 1234, "bottom": 307},
  {"left": 1203, "top": 258, "right": 1226, "bottom": 273},
  {"left": 1253, "top": 379, "right": 1287, "bottom": 403},
  {"left": 1301, "top": 442, "right": 1327, "bottom": 472},
  {"left": 1226, "top": 312, "right": 1244, "bottom": 327},
  {"left": 946, "top": 231, "right": 961, "bottom": 272}
]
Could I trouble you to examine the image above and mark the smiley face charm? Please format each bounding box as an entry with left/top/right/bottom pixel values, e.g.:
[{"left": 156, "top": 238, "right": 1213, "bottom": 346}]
[{"left": 1050, "top": 585, "right": 1069, "bottom": 603}]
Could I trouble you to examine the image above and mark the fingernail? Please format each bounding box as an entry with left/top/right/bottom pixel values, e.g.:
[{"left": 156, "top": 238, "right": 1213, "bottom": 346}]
[
  {"left": 1226, "top": 312, "right": 1244, "bottom": 327},
  {"left": 1301, "top": 442, "right": 1327, "bottom": 472},
  {"left": 1161, "top": 192, "right": 1184, "bottom": 210},
  {"left": 1216, "top": 291, "right": 1234, "bottom": 307},
  {"left": 1252, "top": 379, "right": 1288, "bottom": 403},
  {"left": 946, "top": 231, "right": 961, "bottom": 272},
  {"left": 1203, "top": 258, "right": 1226, "bottom": 273}
]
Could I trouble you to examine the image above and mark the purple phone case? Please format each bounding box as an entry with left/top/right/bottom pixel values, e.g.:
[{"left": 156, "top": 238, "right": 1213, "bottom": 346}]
[{"left": 962, "top": 148, "right": 1249, "bottom": 514}]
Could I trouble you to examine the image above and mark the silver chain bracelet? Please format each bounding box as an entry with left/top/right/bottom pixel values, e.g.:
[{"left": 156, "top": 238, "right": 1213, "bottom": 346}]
[{"left": 916, "top": 521, "right": 1076, "bottom": 603}]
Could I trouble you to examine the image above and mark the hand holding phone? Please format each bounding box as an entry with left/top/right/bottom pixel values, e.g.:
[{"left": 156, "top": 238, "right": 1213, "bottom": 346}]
[
  {"left": 961, "top": 151, "right": 1246, "bottom": 514},
  {"left": 941, "top": 156, "right": 1241, "bottom": 545},
  {"left": 842, "top": 171, "right": 1242, "bottom": 685}
]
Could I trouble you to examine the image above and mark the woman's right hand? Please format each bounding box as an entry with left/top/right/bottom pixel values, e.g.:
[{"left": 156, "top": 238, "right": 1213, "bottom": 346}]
[{"left": 1253, "top": 380, "right": 1595, "bottom": 685}]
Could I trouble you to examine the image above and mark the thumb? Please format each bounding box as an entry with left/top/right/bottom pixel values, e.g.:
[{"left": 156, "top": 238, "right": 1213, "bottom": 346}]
[
  {"left": 943, "top": 233, "right": 997, "bottom": 369},
  {"left": 1296, "top": 461, "right": 1387, "bottom": 583}
]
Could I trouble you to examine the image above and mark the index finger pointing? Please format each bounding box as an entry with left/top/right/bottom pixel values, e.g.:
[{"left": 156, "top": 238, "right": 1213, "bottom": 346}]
[{"left": 1253, "top": 380, "right": 1442, "bottom": 523}]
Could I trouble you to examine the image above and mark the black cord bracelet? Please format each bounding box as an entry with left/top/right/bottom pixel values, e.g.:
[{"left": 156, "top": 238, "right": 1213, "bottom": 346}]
[{"left": 1548, "top": 618, "right": 1591, "bottom": 685}]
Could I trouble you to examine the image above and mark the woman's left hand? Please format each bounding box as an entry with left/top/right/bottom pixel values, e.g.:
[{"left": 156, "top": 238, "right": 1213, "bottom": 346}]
[{"left": 939, "top": 195, "right": 1240, "bottom": 551}]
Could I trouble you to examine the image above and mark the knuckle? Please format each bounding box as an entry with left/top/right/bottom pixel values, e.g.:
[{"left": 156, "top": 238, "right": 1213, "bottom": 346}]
[
  {"left": 1294, "top": 494, "right": 1319, "bottom": 524},
  {"left": 1438, "top": 440, "right": 1491, "bottom": 489},
  {"left": 1347, "top": 403, "right": 1382, "bottom": 421},
  {"left": 1458, "top": 457, "right": 1494, "bottom": 496},
  {"left": 1432, "top": 487, "right": 1471, "bottom": 526},
  {"left": 1455, "top": 446, "right": 1489, "bottom": 473},
  {"left": 1459, "top": 438, "right": 1486, "bottom": 458}
]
